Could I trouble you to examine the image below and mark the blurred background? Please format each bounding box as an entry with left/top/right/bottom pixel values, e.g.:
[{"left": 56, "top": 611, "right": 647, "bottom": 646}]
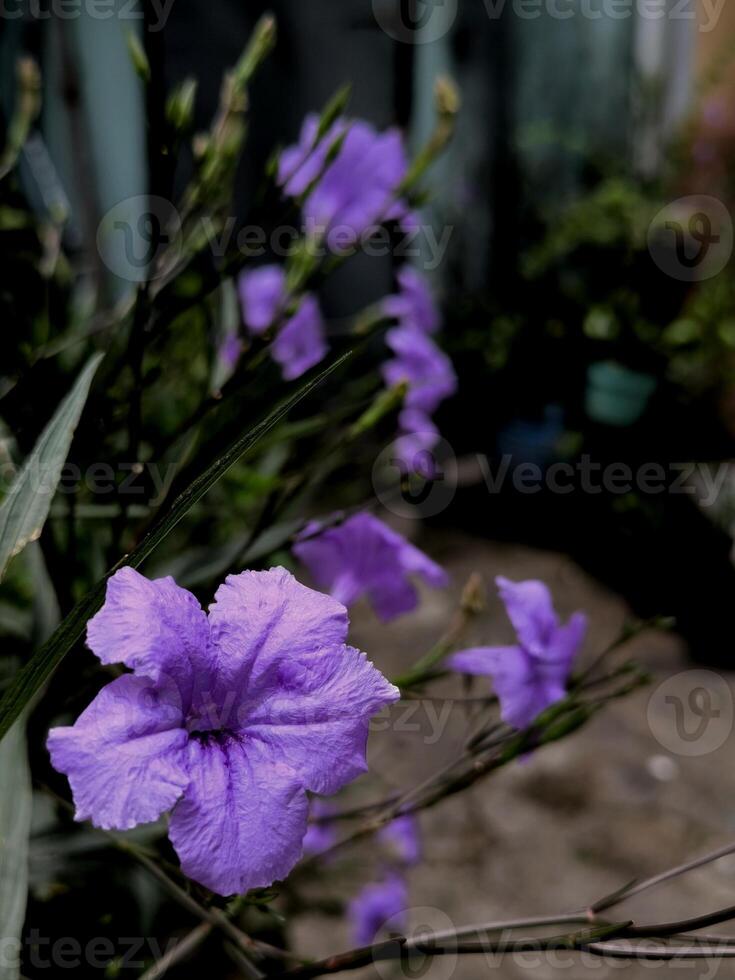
[
  {"left": 5, "top": 1, "right": 735, "bottom": 977},
  {"left": 5, "top": 0, "right": 735, "bottom": 658}
]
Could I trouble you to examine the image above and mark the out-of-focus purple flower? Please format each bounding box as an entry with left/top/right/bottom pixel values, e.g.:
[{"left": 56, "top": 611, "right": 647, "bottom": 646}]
[
  {"left": 382, "top": 328, "right": 457, "bottom": 417},
  {"left": 378, "top": 814, "right": 421, "bottom": 866},
  {"left": 349, "top": 874, "right": 409, "bottom": 947},
  {"left": 239, "top": 265, "right": 287, "bottom": 335},
  {"left": 277, "top": 114, "right": 349, "bottom": 198},
  {"left": 448, "top": 577, "right": 587, "bottom": 729},
  {"left": 383, "top": 266, "right": 440, "bottom": 335},
  {"left": 390, "top": 409, "right": 442, "bottom": 478},
  {"left": 271, "top": 295, "right": 328, "bottom": 381},
  {"left": 237, "top": 265, "right": 328, "bottom": 380},
  {"left": 280, "top": 117, "right": 412, "bottom": 248},
  {"left": 381, "top": 326, "right": 456, "bottom": 474},
  {"left": 293, "top": 512, "right": 448, "bottom": 622},
  {"left": 302, "top": 799, "right": 338, "bottom": 856},
  {"left": 47, "top": 566, "right": 398, "bottom": 896}
]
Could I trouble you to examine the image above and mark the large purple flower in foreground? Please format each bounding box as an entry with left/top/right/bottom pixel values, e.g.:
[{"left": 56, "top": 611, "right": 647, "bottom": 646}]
[
  {"left": 293, "top": 512, "right": 448, "bottom": 622},
  {"left": 383, "top": 266, "right": 440, "bottom": 335},
  {"left": 47, "top": 567, "right": 398, "bottom": 896},
  {"left": 281, "top": 116, "right": 413, "bottom": 248},
  {"left": 349, "top": 874, "right": 409, "bottom": 947},
  {"left": 448, "top": 577, "right": 587, "bottom": 729},
  {"left": 238, "top": 265, "right": 327, "bottom": 380}
]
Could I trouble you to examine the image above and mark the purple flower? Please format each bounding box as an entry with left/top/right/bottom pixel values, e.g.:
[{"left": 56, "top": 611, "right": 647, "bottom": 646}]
[
  {"left": 277, "top": 114, "right": 348, "bottom": 198},
  {"left": 378, "top": 814, "right": 421, "bottom": 866},
  {"left": 448, "top": 577, "right": 587, "bottom": 729},
  {"left": 47, "top": 566, "right": 398, "bottom": 896},
  {"left": 382, "top": 328, "right": 456, "bottom": 418},
  {"left": 302, "top": 799, "right": 338, "bottom": 856},
  {"left": 293, "top": 512, "right": 448, "bottom": 622},
  {"left": 239, "top": 265, "right": 287, "bottom": 335},
  {"left": 383, "top": 266, "right": 440, "bottom": 335},
  {"left": 271, "top": 295, "right": 328, "bottom": 381},
  {"left": 349, "top": 873, "right": 408, "bottom": 947},
  {"left": 281, "top": 117, "right": 412, "bottom": 249},
  {"left": 238, "top": 265, "right": 328, "bottom": 380},
  {"left": 381, "top": 326, "right": 456, "bottom": 475},
  {"left": 390, "top": 410, "right": 441, "bottom": 478}
]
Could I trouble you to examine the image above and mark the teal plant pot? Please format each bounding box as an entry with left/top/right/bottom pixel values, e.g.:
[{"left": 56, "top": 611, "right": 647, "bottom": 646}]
[{"left": 585, "top": 361, "right": 657, "bottom": 427}]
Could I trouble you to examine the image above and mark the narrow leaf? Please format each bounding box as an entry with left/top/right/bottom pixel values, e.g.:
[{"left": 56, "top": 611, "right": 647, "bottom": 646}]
[
  {"left": 0, "top": 353, "right": 104, "bottom": 582},
  {"left": 0, "top": 350, "right": 352, "bottom": 742},
  {"left": 0, "top": 717, "right": 30, "bottom": 980}
]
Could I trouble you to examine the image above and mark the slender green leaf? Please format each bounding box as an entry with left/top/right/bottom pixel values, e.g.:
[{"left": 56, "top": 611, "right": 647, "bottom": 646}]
[
  {"left": 0, "top": 716, "right": 30, "bottom": 980},
  {"left": 0, "top": 350, "right": 352, "bottom": 742},
  {"left": 0, "top": 353, "right": 104, "bottom": 582},
  {"left": 0, "top": 548, "right": 60, "bottom": 980}
]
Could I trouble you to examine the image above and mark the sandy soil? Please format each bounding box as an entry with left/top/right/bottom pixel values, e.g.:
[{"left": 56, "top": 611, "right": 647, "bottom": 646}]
[{"left": 288, "top": 529, "right": 735, "bottom": 980}]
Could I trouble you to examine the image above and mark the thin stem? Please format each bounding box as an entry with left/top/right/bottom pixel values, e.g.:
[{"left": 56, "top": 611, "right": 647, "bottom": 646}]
[
  {"left": 404, "top": 914, "right": 595, "bottom": 948},
  {"left": 591, "top": 840, "right": 735, "bottom": 912},
  {"left": 138, "top": 922, "right": 212, "bottom": 980}
]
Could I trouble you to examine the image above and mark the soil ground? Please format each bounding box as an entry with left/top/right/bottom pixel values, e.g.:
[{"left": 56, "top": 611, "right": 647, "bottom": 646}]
[{"left": 289, "top": 528, "right": 735, "bottom": 980}]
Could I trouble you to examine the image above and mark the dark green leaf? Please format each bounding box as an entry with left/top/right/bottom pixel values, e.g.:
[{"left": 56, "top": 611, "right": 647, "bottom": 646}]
[{"left": 0, "top": 353, "right": 104, "bottom": 582}]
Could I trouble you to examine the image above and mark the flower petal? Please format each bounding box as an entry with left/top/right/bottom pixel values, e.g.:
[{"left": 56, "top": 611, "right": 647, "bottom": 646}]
[
  {"left": 47, "top": 674, "right": 188, "bottom": 831},
  {"left": 495, "top": 576, "right": 558, "bottom": 658},
  {"left": 293, "top": 513, "right": 447, "bottom": 622},
  {"left": 168, "top": 735, "right": 308, "bottom": 895},
  {"left": 86, "top": 567, "right": 211, "bottom": 708},
  {"left": 348, "top": 874, "right": 409, "bottom": 947},
  {"left": 448, "top": 644, "right": 554, "bottom": 728},
  {"left": 271, "top": 295, "right": 328, "bottom": 381},
  {"left": 545, "top": 611, "right": 588, "bottom": 666},
  {"left": 245, "top": 643, "right": 399, "bottom": 794},
  {"left": 207, "top": 567, "right": 349, "bottom": 705},
  {"left": 238, "top": 265, "right": 287, "bottom": 334}
]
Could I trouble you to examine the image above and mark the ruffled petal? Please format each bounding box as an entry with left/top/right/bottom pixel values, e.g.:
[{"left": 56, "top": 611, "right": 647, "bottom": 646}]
[
  {"left": 207, "top": 567, "right": 349, "bottom": 707},
  {"left": 86, "top": 567, "right": 211, "bottom": 708},
  {"left": 168, "top": 735, "right": 308, "bottom": 895},
  {"left": 47, "top": 674, "right": 188, "bottom": 831},
  {"left": 245, "top": 643, "right": 399, "bottom": 794},
  {"left": 495, "top": 576, "right": 558, "bottom": 658}
]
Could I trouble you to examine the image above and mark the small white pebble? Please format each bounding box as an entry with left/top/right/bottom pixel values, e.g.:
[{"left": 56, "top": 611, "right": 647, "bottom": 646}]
[{"left": 646, "top": 754, "right": 678, "bottom": 782}]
